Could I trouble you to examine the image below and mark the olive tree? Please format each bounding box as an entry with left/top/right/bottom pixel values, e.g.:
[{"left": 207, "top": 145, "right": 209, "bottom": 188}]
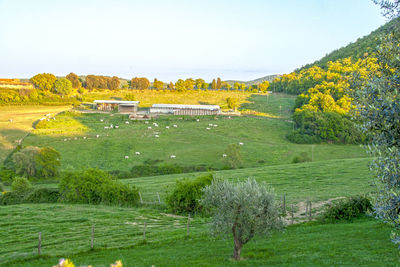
[{"left": 201, "top": 178, "right": 283, "bottom": 260}]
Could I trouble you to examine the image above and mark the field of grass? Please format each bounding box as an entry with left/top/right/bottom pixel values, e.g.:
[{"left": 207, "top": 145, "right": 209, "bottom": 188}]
[
  {"left": 240, "top": 93, "right": 296, "bottom": 119},
  {"left": 4, "top": 211, "right": 397, "bottom": 266},
  {"left": 81, "top": 89, "right": 251, "bottom": 109},
  {"left": 22, "top": 110, "right": 367, "bottom": 172},
  {"left": 0, "top": 105, "right": 71, "bottom": 162}
]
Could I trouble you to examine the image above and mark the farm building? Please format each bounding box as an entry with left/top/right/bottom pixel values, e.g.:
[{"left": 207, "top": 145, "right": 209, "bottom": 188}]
[
  {"left": 150, "top": 104, "right": 221, "bottom": 115},
  {"left": 94, "top": 100, "right": 139, "bottom": 113}
]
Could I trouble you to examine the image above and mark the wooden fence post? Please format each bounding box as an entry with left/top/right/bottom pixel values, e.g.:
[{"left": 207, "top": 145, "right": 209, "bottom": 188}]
[
  {"left": 143, "top": 221, "right": 146, "bottom": 241},
  {"left": 187, "top": 214, "right": 191, "bottom": 237},
  {"left": 291, "top": 204, "right": 294, "bottom": 224},
  {"left": 91, "top": 224, "right": 94, "bottom": 249},
  {"left": 157, "top": 192, "right": 161, "bottom": 204},
  {"left": 38, "top": 232, "right": 41, "bottom": 256},
  {"left": 139, "top": 192, "right": 143, "bottom": 204}
]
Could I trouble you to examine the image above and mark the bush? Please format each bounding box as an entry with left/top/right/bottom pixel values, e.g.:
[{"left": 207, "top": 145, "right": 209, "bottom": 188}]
[
  {"left": 11, "top": 177, "right": 32, "bottom": 193},
  {"left": 129, "top": 163, "right": 212, "bottom": 178},
  {"left": 59, "top": 169, "right": 139, "bottom": 206},
  {"left": 0, "top": 191, "right": 26, "bottom": 205},
  {"left": 292, "top": 152, "right": 311, "bottom": 163},
  {"left": 0, "top": 182, "right": 3, "bottom": 192},
  {"left": 0, "top": 167, "right": 16, "bottom": 184},
  {"left": 23, "top": 188, "right": 60, "bottom": 203},
  {"left": 166, "top": 173, "right": 213, "bottom": 214},
  {"left": 320, "top": 195, "right": 372, "bottom": 222}
]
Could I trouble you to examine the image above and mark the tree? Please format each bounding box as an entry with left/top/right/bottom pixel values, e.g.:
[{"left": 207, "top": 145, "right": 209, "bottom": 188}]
[
  {"left": 175, "top": 79, "right": 186, "bottom": 92},
  {"left": 30, "top": 73, "right": 57, "bottom": 91},
  {"left": 109, "top": 76, "right": 120, "bottom": 90},
  {"left": 224, "top": 143, "right": 242, "bottom": 168},
  {"left": 184, "top": 78, "right": 195, "bottom": 90},
  {"left": 354, "top": 26, "right": 400, "bottom": 245},
  {"left": 168, "top": 81, "right": 174, "bottom": 90},
  {"left": 226, "top": 97, "right": 240, "bottom": 112},
  {"left": 54, "top": 78, "right": 73, "bottom": 95},
  {"left": 201, "top": 178, "right": 282, "bottom": 260},
  {"left": 195, "top": 78, "right": 205, "bottom": 89},
  {"left": 216, "top": 77, "right": 222, "bottom": 89},
  {"left": 259, "top": 80, "right": 270, "bottom": 93},
  {"left": 130, "top": 77, "right": 150, "bottom": 90},
  {"left": 12, "top": 146, "right": 40, "bottom": 177},
  {"left": 66, "top": 72, "right": 82, "bottom": 88},
  {"left": 211, "top": 79, "right": 217, "bottom": 90},
  {"left": 153, "top": 78, "right": 164, "bottom": 90},
  {"left": 233, "top": 82, "right": 240, "bottom": 91},
  {"left": 35, "top": 147, "right": 61, "bottom": 178}
]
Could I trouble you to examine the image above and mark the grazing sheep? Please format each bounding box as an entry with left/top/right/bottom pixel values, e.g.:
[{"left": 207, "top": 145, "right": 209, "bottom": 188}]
[
  {"left": 213, "top": 125, "right": 218, "bottom": 127},
  {"left": 110, "top": 124, "right": 114, "bottom": 129},
  {"left": 206, "top": 127, "right": 211, "bottom": 130},
  {"left": 124, "top": 156, "right": 129, "bottom": 159},
  {"left": 173, "top": 125, "right": 177, "bottom": 128},
  {"left": 222, "top": 154, "right": 227, "bottom": 158},
  {"left": 145, "top": 121, "right": 149, "bottom": 124},
  {"left": 239, "top": 142, "right": 244, "bottom": 146},
  {"left": 155, "top": 135, "right": 159, "bottom": 138},
  {"left": 53, "top": 117, "right": 56, "bottom": 120},
  {"left": 125, "top": 121, "right": 129, "bottom": 124},
  {"left": 46, "top": 113, "right": 51, "bottom": 117},
  {"left": 64, "top": 138, "right": 67, "bottom": 141},
  {"left": 104, "top": 126, "right": 109, "bottom": 129},
  {"left": 115, "top": 125, "right": 119, "bottom": 129},
  {"left": 100, "top": 119, "right": 104, "bottom": 122},
  {"left": 83, "top": 137, "right": 87, "bottom": 139},
  {"left": 170, "top": 155, "right": 176, "bottom": 158},
  {"left": 208, "top": 123, "right": 213, "bottom": 126},
  {"left": 96, "top": 135, "right": 100, "bottom": 138},
  {"left": 148, "top": 126, "right": 152, "bottom": 129},
  {"left": 166, "top": 126, "right": 170, "bottom": 129},
  {"left": 135, "top": 152, "right": 141, "bottom": 155},
  {"left": 74, "top": 137, "right": 78, "bottom": 140},
  {"left": 196, "top": 119, "right": 200, "bottom": 122},
  {"left": 39, "top": 118, "right": 46, "bottom": 121}
]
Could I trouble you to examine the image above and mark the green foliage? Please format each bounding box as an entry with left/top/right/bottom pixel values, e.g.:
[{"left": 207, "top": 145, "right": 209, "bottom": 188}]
[
  {"left": 288, "top": 110, "right": 365, "bottom": 144},
  {"left": 201, "top": 178, "right": 282, "bottom": 260},
  {"left": 11, "top": 177, "right": 32, "bottom": 193},
  {"left": 129, "top": 163, "right": 213, "bottom": 178},
  {"left": 226, "top": 97, "right": 239, "bottom": 111},
  {"left": 130, "top": 77, "right": 150, "bottom": 90},
  {"left": 0, "top": 191, "right": 26, "bottom": 205},
  {"left": 292, "top": 152, "right": 311, "bottom": 163},
  {"left": 59, "top": 169, "right": 139, "bottom": 206},
  {"left": 66, "top": 72, "right": 82, "bottom": 88},
  {"left": 54, "top": 78, "right": 73, "bottom": 95},
  {"left": 224, "top": 143, "right": 242, "bottom": 169},
  {"left": 30, "top": 73, "right": 57, "bottom": 91},
  {"left": 0, "top": 167, "right": 16, "bottom": 184},
  {"left": 124, "top": 93, "right": 136, "bottom": 101},
  {"left": 0, "top": 182, "right": 4, "bottom": 192},
  {"left": 23, "top": 188, "right": 60, "bottom": 203},
  {"left": 320, "top": 196, "right": 372, "bottom": 223},
  {"left": 12, "top": 146, "right": 40, "bottom": 177},
  {"left": 166, "top": 173, "right": 213, "bottom": 214}
]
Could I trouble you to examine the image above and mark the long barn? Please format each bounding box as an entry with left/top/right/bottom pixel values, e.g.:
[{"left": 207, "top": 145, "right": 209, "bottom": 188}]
[
  {"left": 94, "top": 100, "right": 139, "bottom": 113},
  {"left": 150, "top": 104, "right": 221, "bottom": 115}
]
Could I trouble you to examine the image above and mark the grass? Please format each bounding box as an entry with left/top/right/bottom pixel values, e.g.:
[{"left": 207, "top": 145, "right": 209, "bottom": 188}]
[
  {"left": 6, "top": 216, "right": 398, "bottom": 266},
  {"left": 0, "top": 105, "right": 71, "bottom": 162}
]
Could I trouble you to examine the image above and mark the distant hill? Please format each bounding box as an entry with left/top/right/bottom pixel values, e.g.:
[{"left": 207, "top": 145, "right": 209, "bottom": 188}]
[
  {"left": 226, "top": 74, "right": 280, "bottom": 86},
  {"left": 297, "top": 17, "right": 399, "bottom": 71}
]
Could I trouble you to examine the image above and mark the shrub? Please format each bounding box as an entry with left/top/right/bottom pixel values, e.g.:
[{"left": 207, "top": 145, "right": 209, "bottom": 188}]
[
  {"left": 0, "top": 191, "right": 26, "bottom": 205},
  {"left": 11, "top": 177, "right": 32, "bottom": 193},
  {"left": 166, "top": 173, "right": 213, "bottom": 214},
  {"left": 320, "top": 195, "right": 372, "bottom": 222},
  {"left": 292, "top": 152, "right": 311, "bottom": 163},
  {"left": 24, "top": 188, "right": 60, "bottom": 203},
  {"left": 0, "top": 182, "right": 4, "bottom": 192},
  {"left": 59, "top": 169, "right": 139, "bottom": 206}
]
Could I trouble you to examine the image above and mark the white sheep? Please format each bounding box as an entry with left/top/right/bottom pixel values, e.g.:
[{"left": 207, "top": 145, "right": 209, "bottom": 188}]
[
  {"left": 213, "top": 124, "right": 218, "bottom": 127},
  {"left": 74, "top": 137, "right": 78, "bottom": 140},
  {"left": 196, "top": 119, "right": 200, "bottom": 122},
  {"left": 239, "top": 142, "right": 244, "bottom": 146},
  {"left": 125, "top": 121, "right": 129, "bottom": 124},
  {"left": 148, "top": 126, "right": 152, "bottom": 129},
  {"left": 170, "top": 155, "right": 176, "bottom": 158},
  {"left": 96, "top": 135, "right": 100, "bottom": 138},
  {"left": 222, "top": 154, "right": 227, "bottom": 158},
  {"left": 110, "top": 124, "right": 114, "bottom": 129},
  {"left": 83, "top": 137, "right": 87, "bottom": 139},
  {"left": 208, "top": 123, "right": 213, "bottom": 126},
  {"left": 155, "top": 135, "right": 159, "bottom": 138},
  {"left": 124, "top": 155, "right": 129, "bottom": 159},
  {"left": 46, "top": 113, "right": 51, "bottom": 117},
  {"left": 115, "top": 125, "right": 119, "bottom": 129},
  {"left": 145, "top": 121, "right": 149, "bottom": 124},
  {"left": 173, "top": 125, "right": 177, "bottom": 128},
  {"left": 63, "top": 138, "right": 67, "bottom": 141},
  {"left": 135, "top": 152, "right": 141, "bottom": 155},
  {"left": 166, "top": 126, "right": 170, "bottom": 129},
  {"left": 100, "top": 119, "right": 104, "bottom": 122},
  {"left": 104, "top": 126, "right": 109, "bottom": 129},
  {"left": 206, "top": 127, "right": 211, "bottom": 130}
]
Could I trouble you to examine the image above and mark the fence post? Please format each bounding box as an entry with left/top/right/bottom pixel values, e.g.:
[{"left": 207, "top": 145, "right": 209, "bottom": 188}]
[
  {"left": 309, "top": 201, "right": 312, "bottom": 221},
  {"left": 38, "top": 232, "right": 41, "bottom": 256},
  {"left": 187, "top": 214, "right": 191, "bottom": 237},
  {"left": 283, "top": 194, "right": 286, "bottom": 216},
  {"left": 143, "top": 221, "right": 146, "bottom": 241},
  {"left": 91, "top": 224, "right": 94, "bottom": 249},
  {"left": 157, "top": 192, "right": 161, "bottom": 204},
  {"left": 139, "top": 192, "right": 143, "bottom": 204}
]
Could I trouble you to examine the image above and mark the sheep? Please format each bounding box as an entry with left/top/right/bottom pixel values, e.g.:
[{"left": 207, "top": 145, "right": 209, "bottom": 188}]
[
  {"left": 125, "top": 121, "right": 129, "bottom": 124},
  {"left": 155, "top": 135, "right": 159, "bottom": 138},
  {"left": 213, "top": 124, "right": 218, "bottom": 127},
  {"left": 206, "top": 127, "right": 211, "bottom": 130},
  {"left": 173, "top": 124, "right": 178, "bottom": 128},
  {"left": 222, "top": 154, "right": 227, "bottom": 158},
  {"left": 96, "top": 135, "right": 100, "bottom": 138},
  {"left": 110, "top": 124, "right": 114, "bottom": 129},
  {"left": 154, "top": 124, "right": 159, "bottom": 127},
  {"left": 46, "top": 113, "right": 51, "bottom": 117},
  {"left": 39, "top": 118, "right": 46, "bottom": 121},
  {"left": 135, "top": 152, "right": 141, "bottom": 155},
  {"left": 64, "top": 138, "right": 67, "bottom": 141},
  {"left": 83, "top": 137, "right": 87, "bottom": 139},
  {"left": 74, "top": 137, "right": 78, "bottom": 140},
  {"left": 100, "top": 119, "right": 104, "bottom": 122},
  {"left": 145, "top": 121, "right": 149, "bottom": 124},
  {"left": 124, "top": 156, "right": 129, "bottom": 159},
  {"left": 153, "top": 122, "right": 157, "bottom": 126},
  {"left": 196, "top": 119, "right": 200, "bottom": 122},
  {"left": 238, "top": 142, "right": 244, "bottom": 146},
  {"left": 148, "top": 126, "right": 152, "bottom": 129},
  {"left": 104, "top": 126, "right": 109, "bottom": 129},
  {"left": 165, "top": 126, "right": 170, "bottom": 129},
  {"left": 115, "top": 125, "right": 119, "bottom": 129},
  {"left": 9, "top": 119, "right": 13, "bottom": 123},
  {"left": 170, "top": 155, "right": 176, "bottom": 158},
  {"left": 208, "top": 123, "right": 213, "bottom": 126}
]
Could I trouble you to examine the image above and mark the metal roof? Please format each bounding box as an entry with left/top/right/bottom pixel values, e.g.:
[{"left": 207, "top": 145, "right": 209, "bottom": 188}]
[
  {"left": 151, "top": 104, "right": 220, "bottom": 110},
  {"left": 94, "top": 100, "right": 139, "bottom": 104}
]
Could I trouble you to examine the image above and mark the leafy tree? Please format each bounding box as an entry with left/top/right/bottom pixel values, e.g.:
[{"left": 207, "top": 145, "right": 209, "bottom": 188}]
[
  {"left": 233, "top": 82, "right": 240, "bottom": 91},
  {"left": 354, "top": 26, "right": 400, "bottom": 245},
  {"left": 109, "top": 76, "right": 120, "bottom": 90},
  {"left": 195, "top": 78, "right": 205, "bottom": 89},
  {"left": 11, "top": 177, "right": 32, "bottom": 193},
  {"left": 226, "top": 97, "right": 240, "bottom": 112},
  {"left": 12, "top": 147, "right": 40, "bottom": 177},
  {"left": 54, "top": 78, "right": 73, "bottom": 95},
  {"left": 259, "top": 80, "right": 270, "bottom": 93},
  {"left": 153, "top": 78, "right": 164, "bottom": 90},
  {"left": 175, "top": 79, "right": 186, "bottom": 92},
  {"left": 184, "top": 78, "right": 195, "bottom": 90},
  {"left": 35, "top": 147, "right": 61, "bottom": 178},
  {"left": 30, "top": 73, "right": 57, "bottom": 91},
  {"left": 201, "top": 178, "right": 282, "bottom": 260},
  {"left": 211, "top": 79, "right": 217, "bottom": 90},
  {"left": 66, "top": 72, "right": 82, "bottom": 88},
  {"left": 168, "top": 81, "right": 174, "bottom": 90},
  {"left": 224, "top": 143, "right": 242, "bottom": 168},
  {"left": 216, "top": 77, "right": 222, "bottom": 89}
]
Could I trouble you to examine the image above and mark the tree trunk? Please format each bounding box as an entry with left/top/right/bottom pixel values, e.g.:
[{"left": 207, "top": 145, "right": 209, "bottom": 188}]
[{"left": 233, "top": 237, "right": 242, "bottom": 260}]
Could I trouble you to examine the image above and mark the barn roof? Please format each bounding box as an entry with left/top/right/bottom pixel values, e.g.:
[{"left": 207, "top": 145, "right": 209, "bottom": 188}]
[
  {"left": 94, "top": 100, "right": 139, "bottom": 104},
  {"left": 151, "top": 104, "right": 220, "bottom": 110}
]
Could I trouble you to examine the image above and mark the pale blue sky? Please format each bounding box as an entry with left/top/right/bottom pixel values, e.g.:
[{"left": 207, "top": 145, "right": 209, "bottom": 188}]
[{"left": 0, "top": 0, "right": 386, "bottom": 81}]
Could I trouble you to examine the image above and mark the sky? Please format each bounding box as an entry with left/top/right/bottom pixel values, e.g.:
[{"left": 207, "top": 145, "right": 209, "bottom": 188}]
[{"left": 0, "top": 0, "right": 387, "bottom": 81}]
